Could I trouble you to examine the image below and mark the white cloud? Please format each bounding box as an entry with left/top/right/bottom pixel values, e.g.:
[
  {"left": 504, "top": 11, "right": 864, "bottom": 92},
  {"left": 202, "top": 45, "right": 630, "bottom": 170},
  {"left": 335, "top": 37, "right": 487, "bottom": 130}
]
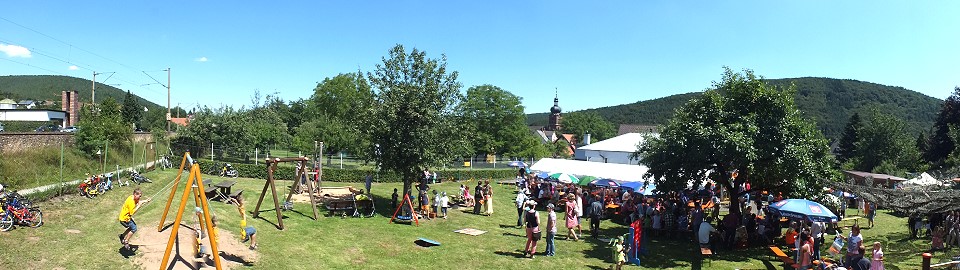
[
  {"left": 68, "top": 65, "right": 79, "bottom": 70},
  {"left": 0, "top": 43, "right": 31, "bottom": 58},
  {"left": 195, "top": 57, "right": 208, "bottom": 62}
]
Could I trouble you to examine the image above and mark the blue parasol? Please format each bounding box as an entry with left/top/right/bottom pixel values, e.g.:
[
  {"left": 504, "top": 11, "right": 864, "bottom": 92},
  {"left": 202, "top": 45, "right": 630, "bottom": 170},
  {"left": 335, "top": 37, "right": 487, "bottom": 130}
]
[
  {"left": 770, "top": 199, "right": 838, "bottom": 223},
  {"left": 507, "top": 160, "right": 528, "bottom": 168},
  {"left": 588, "top": 178, "right": 620, "bottom": 188},
  {"left": 621, "top": 181, "right": 656, "bottom": 196}
]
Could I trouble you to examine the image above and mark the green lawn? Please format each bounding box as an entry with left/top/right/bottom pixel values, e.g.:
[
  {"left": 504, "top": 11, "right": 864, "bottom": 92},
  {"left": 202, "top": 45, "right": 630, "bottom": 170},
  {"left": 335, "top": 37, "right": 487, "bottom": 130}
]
[{"left": 1, "top": 169, "right": 957, "bottom": 269}]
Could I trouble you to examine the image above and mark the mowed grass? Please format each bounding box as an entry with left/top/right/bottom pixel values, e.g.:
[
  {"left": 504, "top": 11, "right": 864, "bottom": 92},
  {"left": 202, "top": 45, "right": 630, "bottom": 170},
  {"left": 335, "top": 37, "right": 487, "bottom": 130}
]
[{"left": 0, "top": 168, "right": 957, "bottom": 269}]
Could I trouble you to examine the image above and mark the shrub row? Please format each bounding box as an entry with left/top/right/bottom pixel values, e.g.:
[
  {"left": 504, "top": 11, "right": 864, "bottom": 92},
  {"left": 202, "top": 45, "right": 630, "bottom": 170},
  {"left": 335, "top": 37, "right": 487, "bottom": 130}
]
[{"left": 195, "top": 159, "right": 516, "bottom": 183}]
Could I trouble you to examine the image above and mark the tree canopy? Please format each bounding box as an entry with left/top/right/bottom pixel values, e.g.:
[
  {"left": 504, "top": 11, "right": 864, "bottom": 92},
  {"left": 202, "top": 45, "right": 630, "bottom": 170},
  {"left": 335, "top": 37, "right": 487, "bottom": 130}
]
[
  {"left": 365, "top": 44, "right": 467, "bottom": 194},
  {"left": 845, "top": 108, "right": 922, "bottom": 176},
  {"left": 459, "top": 84, "right": 529, "bottom": 156},
  {"left": 637, "top": 68, "right": 836, "bottom": 211},
  {"left": 926, "top": 87, "right": 960, "bottom": 167},
  {"left": 562, "top": 111, "right": 617, "bottom": 143}
]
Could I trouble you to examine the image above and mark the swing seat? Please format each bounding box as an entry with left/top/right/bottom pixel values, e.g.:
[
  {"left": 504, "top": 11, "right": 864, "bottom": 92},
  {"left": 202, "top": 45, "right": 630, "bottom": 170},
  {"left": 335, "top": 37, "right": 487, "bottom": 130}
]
[{"left": 395, "top": 215, "right": 413, "bottom": 223}]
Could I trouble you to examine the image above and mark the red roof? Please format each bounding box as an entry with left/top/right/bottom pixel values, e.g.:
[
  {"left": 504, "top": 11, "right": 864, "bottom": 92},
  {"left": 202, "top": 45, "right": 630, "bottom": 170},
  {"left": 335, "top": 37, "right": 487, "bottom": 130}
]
[{"left": 170, "top": 117, "right": 190, "bottom": 127}]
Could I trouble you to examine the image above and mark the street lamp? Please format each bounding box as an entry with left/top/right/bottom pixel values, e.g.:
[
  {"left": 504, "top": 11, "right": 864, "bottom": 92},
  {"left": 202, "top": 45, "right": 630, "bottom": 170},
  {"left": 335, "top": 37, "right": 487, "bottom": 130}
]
[{"left": 96, "top": 149, "right": 103, "bottom": 172}]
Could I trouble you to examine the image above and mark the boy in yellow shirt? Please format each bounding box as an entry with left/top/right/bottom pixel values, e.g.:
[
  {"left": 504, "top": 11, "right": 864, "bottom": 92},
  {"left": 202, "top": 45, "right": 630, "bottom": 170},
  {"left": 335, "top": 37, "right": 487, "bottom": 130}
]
[{"left": 118, "top": 188, "right": 149, "bottom": 251}]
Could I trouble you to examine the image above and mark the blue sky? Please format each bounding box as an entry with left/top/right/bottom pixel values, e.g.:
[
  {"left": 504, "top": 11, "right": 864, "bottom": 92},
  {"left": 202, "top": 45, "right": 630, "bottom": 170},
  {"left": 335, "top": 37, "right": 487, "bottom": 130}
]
[{"left": 1, "top": 1, "right": 958, "bottom": 114}]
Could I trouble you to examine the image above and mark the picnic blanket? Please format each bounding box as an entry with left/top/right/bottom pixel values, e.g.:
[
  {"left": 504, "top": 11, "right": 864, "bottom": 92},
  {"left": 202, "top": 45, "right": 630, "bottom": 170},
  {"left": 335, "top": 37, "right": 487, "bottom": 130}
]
[{"left": 453, "top": 228, "right": 487, "bottom": 236}]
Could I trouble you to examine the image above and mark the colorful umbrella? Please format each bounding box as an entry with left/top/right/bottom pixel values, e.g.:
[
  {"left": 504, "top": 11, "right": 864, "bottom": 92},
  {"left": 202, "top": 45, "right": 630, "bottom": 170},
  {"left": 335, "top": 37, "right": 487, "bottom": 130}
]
[
  {"left": 621, "top": 181, "right": 656, "bottom": 196},
  {"left": 548, "top": 173, "right": 579, "bottom": 184},
  {"left": 535, "top": 172, "right": 551, "bottom": 179},
  {"left": 577, "top": 176, "right": 598, "bottom": 186},
  {"left": 588, "top": 178, "right": 620, "bottom": 188},
  {"left": 507, "top": 160, "right": 528, "bottom": 168},
  {"left": 770, "top": 199, "right": 838, "bottom": 223}
]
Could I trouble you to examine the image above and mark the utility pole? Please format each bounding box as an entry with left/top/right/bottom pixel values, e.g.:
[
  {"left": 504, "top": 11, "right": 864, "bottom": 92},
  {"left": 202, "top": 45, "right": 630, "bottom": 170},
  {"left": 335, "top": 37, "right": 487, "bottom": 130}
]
[
  {"left": 166, "top": 68, "right": 171, "bottom": 132},
  {"left": 91, "top": 71, "right": 96, "bottom": 104}
]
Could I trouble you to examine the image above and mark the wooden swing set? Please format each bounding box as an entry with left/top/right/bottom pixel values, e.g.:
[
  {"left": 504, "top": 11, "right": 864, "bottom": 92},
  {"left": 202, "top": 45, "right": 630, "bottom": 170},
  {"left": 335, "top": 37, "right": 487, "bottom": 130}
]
[
  {"left": 251, "top": 156, "right": 320, "bottom": 230},
  {"left": 155, "top": 152, "right": 223, "bottom": 270}
]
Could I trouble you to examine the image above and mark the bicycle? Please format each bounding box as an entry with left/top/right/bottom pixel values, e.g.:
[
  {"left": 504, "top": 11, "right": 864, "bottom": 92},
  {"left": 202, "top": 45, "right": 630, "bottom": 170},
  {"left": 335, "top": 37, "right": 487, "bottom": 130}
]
[{"left": 0, "top": 191, "right": 43, "bottom": 231}]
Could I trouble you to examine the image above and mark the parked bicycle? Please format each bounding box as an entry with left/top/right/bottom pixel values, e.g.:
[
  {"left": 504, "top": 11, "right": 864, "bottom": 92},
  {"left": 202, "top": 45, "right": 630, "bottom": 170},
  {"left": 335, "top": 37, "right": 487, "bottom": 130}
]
[
  {"left": 0, "top": 188, "right": 43, "bottom": 231},
  {"left": 220, "top": 163, "right": 238, "bottom": 178},
  {"left": 78, "top": 175, "right": 106, "bottom": 198},
  {"left": 128, "top": 170, "right": 153, "bottom": 184}
]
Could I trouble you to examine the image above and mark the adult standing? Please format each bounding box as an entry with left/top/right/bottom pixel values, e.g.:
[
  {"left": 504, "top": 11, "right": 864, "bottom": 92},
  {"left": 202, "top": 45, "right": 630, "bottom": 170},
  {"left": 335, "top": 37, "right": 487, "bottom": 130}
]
[
  {"left": 811, "top": 220, "right": 825, "bottom": 261},
  {"left": 484, "top": 180, "right": 494, "bottom": 215},
  {"left": 473, "top": 181, "right": 484, "bottom": 215},
  {"left": 866, "top": 201, "right": 876, "bottom": 228},
  {"left": 545, "top": 203, "right": 557, "bottom": 256},
  {"left": 576, "top": 190, "right": 584, "bottom": 237},
  {"left": 838, "top": 224, "right": 863, "bottom": 264},
  {"left": 364, "top": 174, "right": 373, "bottom": 195},
  {"left": 565, "top": 194, "right": 580, "bottom": 241},
  {"left": 589, "top": 194, "right": 604, "bottom": 238},
  {"left": 523, "top": 201, "right": 542, "bottom": 258},
  {"left": 516, "top": 190, "right": 528, "bottom": 227},
  {"left": 799, "top": 232, "right": 813, "bottom": 270}
]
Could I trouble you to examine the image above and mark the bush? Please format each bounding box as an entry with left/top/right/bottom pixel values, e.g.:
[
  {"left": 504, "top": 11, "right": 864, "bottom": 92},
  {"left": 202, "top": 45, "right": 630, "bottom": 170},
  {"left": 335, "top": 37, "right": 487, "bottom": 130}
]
[{"left": 195, "top": 159, "right": 516, "bottom": 183}]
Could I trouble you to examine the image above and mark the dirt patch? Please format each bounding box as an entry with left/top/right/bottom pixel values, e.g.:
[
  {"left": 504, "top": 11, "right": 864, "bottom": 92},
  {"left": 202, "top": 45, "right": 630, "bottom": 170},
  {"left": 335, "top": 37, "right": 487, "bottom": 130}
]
[
  {"left": 288, "top": 186, "right": 357, "bottom": 204},
  {"left": 73, "top": 215, "right": 85, "bottom": 219},
  {"left": 65, "top": 229, "right": 81, "bottom": 234},
  {"left": 26, "top": 236, "right": 40, "bottom": 242},
  {"left": 130, "top": 223, "right": 259, "bottom": 270}
]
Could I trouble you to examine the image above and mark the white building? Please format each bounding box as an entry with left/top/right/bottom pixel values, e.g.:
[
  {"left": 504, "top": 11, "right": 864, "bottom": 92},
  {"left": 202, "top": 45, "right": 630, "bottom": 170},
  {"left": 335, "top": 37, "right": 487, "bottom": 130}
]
[{"left": 574, "top": 133, "right": 650, "bottom": 165}]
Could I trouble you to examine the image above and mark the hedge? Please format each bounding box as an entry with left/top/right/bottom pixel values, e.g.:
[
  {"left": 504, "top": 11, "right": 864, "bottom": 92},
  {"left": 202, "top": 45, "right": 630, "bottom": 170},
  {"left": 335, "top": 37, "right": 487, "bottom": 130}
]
[{"left": 195, "top": 159, "right": 516, "bottom": 183}]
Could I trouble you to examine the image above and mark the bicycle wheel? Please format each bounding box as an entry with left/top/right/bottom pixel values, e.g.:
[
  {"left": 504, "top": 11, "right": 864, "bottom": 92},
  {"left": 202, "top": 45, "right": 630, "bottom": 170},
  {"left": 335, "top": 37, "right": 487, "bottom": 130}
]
[
  {"left": 0, "top": 212, "right": 13, "bottom": 231},
  {"left": 26, "top": 209, "right": 42, "bottom": 228}
]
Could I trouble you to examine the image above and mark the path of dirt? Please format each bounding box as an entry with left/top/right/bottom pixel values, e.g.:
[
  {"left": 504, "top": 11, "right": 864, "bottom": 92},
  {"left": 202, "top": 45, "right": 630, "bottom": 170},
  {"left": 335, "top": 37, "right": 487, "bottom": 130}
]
[{"left": 130, "top": 223, "right": 259, "bottom": 270}]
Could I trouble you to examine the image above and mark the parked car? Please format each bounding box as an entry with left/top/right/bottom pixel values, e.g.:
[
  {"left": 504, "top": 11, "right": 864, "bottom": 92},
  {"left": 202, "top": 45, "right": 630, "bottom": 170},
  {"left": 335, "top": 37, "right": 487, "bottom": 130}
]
[
  {"left": 35, "top": 124, "right": 61, "bottom": 132},
  {"left": 61, "top": 126, "right": 78, "bottom": 133}
]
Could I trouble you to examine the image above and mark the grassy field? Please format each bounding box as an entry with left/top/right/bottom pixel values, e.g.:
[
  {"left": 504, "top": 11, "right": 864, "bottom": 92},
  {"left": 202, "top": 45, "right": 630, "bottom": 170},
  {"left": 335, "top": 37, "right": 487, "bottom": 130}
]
[
  {"left": 1, "top": 168, "right": 958, "bottom": 269},
  {"left": 0, "top": 141, "right": 166, "bottom": 191}
]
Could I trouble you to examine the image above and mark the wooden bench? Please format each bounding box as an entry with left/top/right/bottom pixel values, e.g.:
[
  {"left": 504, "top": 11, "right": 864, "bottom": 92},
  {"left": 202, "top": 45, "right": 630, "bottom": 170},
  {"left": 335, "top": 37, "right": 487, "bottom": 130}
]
[
  {"left": 227, "top": 190, "right": 243, "bottom": 204},
  {"left": 768, "top": 245, "right": 799, "bottom": 269},
  {"left": 699, "top": 247, "right": 713, "bottom": 267}
]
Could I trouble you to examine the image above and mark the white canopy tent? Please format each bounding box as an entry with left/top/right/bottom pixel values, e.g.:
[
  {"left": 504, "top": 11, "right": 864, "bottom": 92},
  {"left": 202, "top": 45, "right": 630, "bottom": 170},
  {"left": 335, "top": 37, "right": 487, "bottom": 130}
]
[
  {"left": 897, "top": 172, "right": 950, "bottom": 189},
  {"left": 529, "top": 158, "right": 650, "bottom": 183}
]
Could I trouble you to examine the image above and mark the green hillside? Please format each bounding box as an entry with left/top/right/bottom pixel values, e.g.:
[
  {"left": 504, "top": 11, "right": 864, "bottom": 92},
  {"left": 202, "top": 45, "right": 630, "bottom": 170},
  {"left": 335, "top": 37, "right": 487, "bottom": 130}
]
[
  {"left": 0, "top": 75, "right": 163, "bottom": 109},
  {"left": 527, "top": 77, "right": 943, "bottom": 140}
]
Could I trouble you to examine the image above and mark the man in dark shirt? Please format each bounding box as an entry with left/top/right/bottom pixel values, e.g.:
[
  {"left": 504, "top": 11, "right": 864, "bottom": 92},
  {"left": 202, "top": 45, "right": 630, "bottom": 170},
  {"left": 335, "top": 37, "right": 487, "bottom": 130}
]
[
  {"left": 589, "top": 195, "right": 603, "bottom": 238},
  {"left": 848, "top": 246, "right": 871, "bottom": 270}
]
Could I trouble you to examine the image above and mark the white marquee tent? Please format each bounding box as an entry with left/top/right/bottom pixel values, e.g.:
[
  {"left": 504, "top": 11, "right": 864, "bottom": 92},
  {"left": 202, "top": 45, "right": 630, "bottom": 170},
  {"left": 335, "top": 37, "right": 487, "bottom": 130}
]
[{"left": 529, "top": 158, "right": 650, "bottom": 182}]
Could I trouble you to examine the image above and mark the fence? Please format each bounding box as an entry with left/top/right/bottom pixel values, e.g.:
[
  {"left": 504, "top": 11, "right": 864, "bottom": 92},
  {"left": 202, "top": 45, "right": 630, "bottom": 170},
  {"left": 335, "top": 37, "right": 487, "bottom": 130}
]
[{"left": 170, "top": 141, "right": 535, "bottom": 171}]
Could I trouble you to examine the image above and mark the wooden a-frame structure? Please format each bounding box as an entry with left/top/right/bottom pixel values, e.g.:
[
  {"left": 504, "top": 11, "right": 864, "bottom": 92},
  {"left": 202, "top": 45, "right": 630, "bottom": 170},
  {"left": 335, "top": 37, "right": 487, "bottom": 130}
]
[
  {"left": 389, "top": 193, "right": 420, "bottom": 226},
  {"left": 252, "top": 157, "right": 319, "bottom": 230},
  {"left": 155, "top": 152, "right": 222, "bottom": 270}
]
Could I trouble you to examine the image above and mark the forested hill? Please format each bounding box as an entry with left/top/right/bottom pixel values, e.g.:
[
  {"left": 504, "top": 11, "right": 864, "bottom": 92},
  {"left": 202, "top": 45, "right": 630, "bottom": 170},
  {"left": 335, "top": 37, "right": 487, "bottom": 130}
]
[
  {"left": 527, "top": 77, "right": 943, "bottom": 140},
  {"left": 0, "top": 75, "right": 162, "bottom": 109}
]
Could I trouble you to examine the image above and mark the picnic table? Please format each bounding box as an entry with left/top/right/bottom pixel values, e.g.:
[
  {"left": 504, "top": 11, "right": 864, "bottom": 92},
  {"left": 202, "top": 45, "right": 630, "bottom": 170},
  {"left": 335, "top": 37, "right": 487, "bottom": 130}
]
[{"left": 213, "top": 180, "right": 237, "bottom": 202}]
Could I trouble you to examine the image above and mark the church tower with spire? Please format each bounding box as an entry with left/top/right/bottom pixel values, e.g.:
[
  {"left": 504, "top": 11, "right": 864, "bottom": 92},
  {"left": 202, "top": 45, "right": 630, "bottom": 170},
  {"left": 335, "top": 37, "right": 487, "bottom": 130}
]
[{"left": 547, "top": 92, "right": 562, "bottom": 131}]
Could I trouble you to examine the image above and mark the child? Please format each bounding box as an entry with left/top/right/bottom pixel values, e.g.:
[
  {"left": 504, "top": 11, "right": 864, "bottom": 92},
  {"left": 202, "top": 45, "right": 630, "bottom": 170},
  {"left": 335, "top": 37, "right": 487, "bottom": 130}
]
[
  {"left": 432, "top": 190, "right": 441, "bottom": 217},
  {"left": 440, "top": 192, "right": 450, "bottom": 219},
  {"left": 232, "top": 195, "right": 258, "bottom": 250},
  {"left": 195, "top": 211, "right": 219, "bottom": 259},
  {"left": 609, "top": 235, "right": 626, "bottom": 270},
  {"left": 420, "top": 189, "right": 431, "bottom": 220},
  {"left": 545, "top": 203, "right": 557, "bottom": 256},
  {"left": 933, "top": 226, "right": 945, "bottom": 251},
  {"left": 391, "top": 188, "right": 399, "bottom": 211},
  {"left": 872, "top": 241, "right": 885, "bottom": 270},
  {"left": 118, "top": 188, "right": 148, "bottom": 251}
]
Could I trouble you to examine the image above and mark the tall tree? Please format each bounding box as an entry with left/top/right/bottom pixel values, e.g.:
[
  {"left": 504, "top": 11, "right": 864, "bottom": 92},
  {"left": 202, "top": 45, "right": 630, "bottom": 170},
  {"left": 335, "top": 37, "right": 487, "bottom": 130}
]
[
  {"left": 300, "top": 73, "right": 374, "bottom": 157},
  {"left": 562, "top": 111, "right": 617, "bottom": 143},
  {"left": 75, "top": 97, "right": 132, "bottom": 155},
  {"left": 121, "top": 90, "right": 143, "bottom": 127},
  {"left": 926, "top": 87, "right": 960, "bottom": 167},
  {"left": 365, "top": 44, "right": 467, "bottom": 195},
  {"left": 850, "top": 109, "right": 921, "bottom": 175},
  {"left": 459, "top": 84, "right": 528, "bottom": 156},
  {"left": 637, "top": 68, "right": 835, "bottom": 213},
  {"left": 836, "top": 112, "right": 861, "bottom": 163},
  {"left": 916, "top": 131, "right": 929, "bottom": 162}
]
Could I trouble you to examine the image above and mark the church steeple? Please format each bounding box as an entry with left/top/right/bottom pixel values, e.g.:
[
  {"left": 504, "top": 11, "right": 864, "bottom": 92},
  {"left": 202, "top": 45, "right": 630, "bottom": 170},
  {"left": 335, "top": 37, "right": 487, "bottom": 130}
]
[{"left": 547, "top": 89, "right": 562, "bottom": 131}]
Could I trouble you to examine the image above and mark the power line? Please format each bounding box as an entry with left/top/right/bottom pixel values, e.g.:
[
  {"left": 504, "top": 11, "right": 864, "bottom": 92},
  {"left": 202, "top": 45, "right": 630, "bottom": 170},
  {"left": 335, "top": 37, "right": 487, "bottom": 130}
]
[
  {"left": 0, "top": 57, "right": 70, "bottom": 76},
  {"left": 0, "top": 16, "right": 147, "bottom": 76}
]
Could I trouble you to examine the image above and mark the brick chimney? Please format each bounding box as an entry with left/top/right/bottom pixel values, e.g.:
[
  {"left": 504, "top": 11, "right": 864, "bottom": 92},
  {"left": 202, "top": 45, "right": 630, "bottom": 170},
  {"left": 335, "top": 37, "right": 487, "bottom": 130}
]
[{"left": 61, "top": 90, "right": 80, "bottom": 126}]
